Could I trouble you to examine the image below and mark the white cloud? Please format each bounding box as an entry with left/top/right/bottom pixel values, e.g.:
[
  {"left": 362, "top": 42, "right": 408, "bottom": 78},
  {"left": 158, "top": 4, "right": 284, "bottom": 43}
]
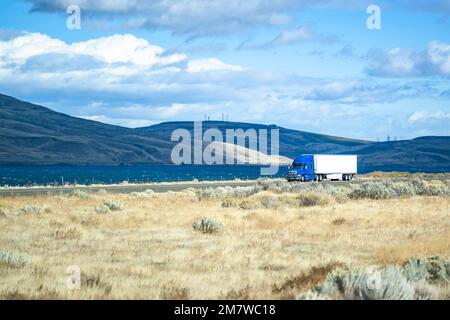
[
  {"left": 0, "top": 32, "right": 186, "bottom": 67},
  {"left": 0, "top": 31, "right": 448, "bottom": 140},
  {"left": 237, "top": 24, "right": 339, "bottom": 50},
  {"left": 25, "top": 0, "right": 450, "bottom": 38},
  {"left": 0, "top": 31, "right": 244, "bottom": 95},
  {"left": 25, "top": 0, "right": 298, "bottom": 36},
  {"left": 366, "top": 41, "right": 450, "bottom": 77},
  {"left": 0, "top": 32, "right": 65, "bottom": 65},
  {"left": 428, "top": 41, "right": 450, "bottom": 75},
  {"left": 272, "top": 25, "right": 314, "bottom": 46},
  {"left": 70, "top": 34, "right": 186, "bottom": 66},
  {"left": 408, "top": 110, "right": 450, "bottom": 123},
  {"left": 187, "top": 58, "right": 243, "bottom": 73},
  {"left": 81, "top": 115, "right": 157, "bottom": 128},
  {"left": 304, "top": 79, "right": 431, "bottom": 104}
]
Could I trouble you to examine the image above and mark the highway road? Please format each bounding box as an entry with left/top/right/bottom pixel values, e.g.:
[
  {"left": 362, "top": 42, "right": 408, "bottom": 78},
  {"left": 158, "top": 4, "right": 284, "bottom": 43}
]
[{"left": 0, "top": 177, "right": 447, "bottom": 197}]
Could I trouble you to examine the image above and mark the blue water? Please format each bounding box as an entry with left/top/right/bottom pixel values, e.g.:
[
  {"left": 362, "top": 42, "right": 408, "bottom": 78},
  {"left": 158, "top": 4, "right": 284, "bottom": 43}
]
[{"left": 0, "top": 165, "right": 448, "bottom": 186}]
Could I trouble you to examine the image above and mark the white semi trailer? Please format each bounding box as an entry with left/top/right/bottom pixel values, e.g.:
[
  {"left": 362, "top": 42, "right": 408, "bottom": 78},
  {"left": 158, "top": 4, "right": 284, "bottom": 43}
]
[{"left": 286, "top": 154, "right": 358, "bottom": 182}]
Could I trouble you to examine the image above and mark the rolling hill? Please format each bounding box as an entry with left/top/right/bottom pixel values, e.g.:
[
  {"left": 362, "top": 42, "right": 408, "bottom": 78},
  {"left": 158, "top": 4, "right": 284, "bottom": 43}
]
[{"left": 0, "top": 93, "right": 449, "bottom": 170}]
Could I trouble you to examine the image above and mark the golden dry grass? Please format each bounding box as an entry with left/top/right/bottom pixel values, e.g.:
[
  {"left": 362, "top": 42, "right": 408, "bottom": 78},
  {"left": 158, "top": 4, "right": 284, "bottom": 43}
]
[{"left": 0, "top": 184, "right": 449, "bottom": 299}]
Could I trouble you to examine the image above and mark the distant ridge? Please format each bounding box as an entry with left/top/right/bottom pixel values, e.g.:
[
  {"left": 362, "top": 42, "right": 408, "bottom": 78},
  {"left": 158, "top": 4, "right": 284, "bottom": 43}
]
[{"left": 0, "top": 93, "right": 449, "bottom": 169}]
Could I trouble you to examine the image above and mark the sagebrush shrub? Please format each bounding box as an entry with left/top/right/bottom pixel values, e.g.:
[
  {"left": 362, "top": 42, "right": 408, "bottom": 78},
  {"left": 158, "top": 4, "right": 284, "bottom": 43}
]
[
  {"left": 317, "top": 266, "right": 415, "bottom": 300},
  {"left": 411, "top": 179, "right": 430, "bottom": 195},
  {"left": 403, "top": 256, "right": 450, "bottom": 284},
  {"left": 299, "top": 256, "right": 450, "bottom": 300},
  {"left": 103, "top": 200, "right": 124, "bottom": 211},
  {"left": 54, "top": 227, "right": 81, "bottom": 240},
  {"left": 192, "top": 217, "right": 224, "bottom": 234},
  {"left": 427, "top": 184, "right": 445, "bottom": 196},
  {"left": 412, "top": 280, "right": 439, "bottom": 300},
  {"left": 70, "top": 189, "right": 93, "bottom": 199},
  {"left": 129, "top": 189, "right": 156, "bottom": 199},
  {"left": 179, "top": 188, "right": 198, "bottom": 198},
  {"left": 257, "top": 179, "right": 347, "bottom": 196},
  {"left": 0, "top": 251, "right": 30, "bottom": 268},
  {"left": 239, "top": 199, "right": 259, "bottom": 210},
  {"left": 390, "top": 182, "right": 416, "bottom": 197},
  {"left": 221, "top": 197, "right": 238, "bottom": 208},
  {"left": 348, "top": 182, "right": 392, "bottom": 200},
  {"left": 297, "top": 192, "right": 329, "bottom": 207},
  {"left": 0, "top": 207, "right": 6, "bottom": 217},
  {"left": 19, "top": 205, "right": 52, "bottom": 215},
  {"left": 198, "top": 186, "right": 261, "bottom": 200},
  {"left": 95, "top": 204, "right": 110, "bottom": 214},
  {"left": 297, "top": 291, "right": 331, "bottom": 300},
  {"left": 258, "top": 195, "right": 280, "bottom": 209},
  {"left": 160, "top": 284, "right": 190, "bottom": 299}
]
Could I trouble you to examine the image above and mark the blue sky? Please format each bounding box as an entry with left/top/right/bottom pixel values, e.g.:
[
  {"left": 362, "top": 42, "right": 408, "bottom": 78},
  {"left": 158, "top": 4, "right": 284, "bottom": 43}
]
[{"left": 0, "top": 0, "right": 449, "bottom": 140}]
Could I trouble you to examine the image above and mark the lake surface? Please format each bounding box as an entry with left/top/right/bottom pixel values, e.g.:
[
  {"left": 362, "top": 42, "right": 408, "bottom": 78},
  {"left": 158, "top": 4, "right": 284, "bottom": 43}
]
[{"left": 0, "top": 165, "right": 449, "bottom": 186}]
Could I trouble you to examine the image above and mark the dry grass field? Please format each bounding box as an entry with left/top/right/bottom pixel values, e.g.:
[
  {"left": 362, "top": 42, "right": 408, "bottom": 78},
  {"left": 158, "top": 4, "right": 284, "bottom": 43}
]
[{"left": 0, "top": 177, "right": 449, "bottom": 299}]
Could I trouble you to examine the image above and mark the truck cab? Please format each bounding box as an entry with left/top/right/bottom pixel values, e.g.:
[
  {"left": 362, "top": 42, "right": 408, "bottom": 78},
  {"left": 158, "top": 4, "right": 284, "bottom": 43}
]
[{"left": 285, "top": 155, "right": 315, "bottom": 182}]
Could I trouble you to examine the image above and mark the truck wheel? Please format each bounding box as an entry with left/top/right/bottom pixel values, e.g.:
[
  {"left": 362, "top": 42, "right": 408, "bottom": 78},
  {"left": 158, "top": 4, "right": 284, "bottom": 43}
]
[{"left": 301, "top": 175, "right": 305, "bottom": 182}]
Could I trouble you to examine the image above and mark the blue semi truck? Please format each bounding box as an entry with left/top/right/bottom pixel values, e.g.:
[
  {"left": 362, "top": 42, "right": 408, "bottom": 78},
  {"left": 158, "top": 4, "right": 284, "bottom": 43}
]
[{"left": 286, "top": 154, "right": 357, "bottom": 182}]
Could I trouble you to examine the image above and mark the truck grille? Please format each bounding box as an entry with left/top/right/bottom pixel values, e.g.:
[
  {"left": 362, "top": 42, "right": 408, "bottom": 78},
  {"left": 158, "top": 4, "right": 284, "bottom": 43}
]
[{"left": 287, "top": 171, "right": 297, "bottom": 178}]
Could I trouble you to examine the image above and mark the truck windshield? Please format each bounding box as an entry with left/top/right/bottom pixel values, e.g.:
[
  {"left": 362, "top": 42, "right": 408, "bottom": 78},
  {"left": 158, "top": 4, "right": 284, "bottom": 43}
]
[{"left": 292, "top": 163, "right": 306, "bottom": 169}]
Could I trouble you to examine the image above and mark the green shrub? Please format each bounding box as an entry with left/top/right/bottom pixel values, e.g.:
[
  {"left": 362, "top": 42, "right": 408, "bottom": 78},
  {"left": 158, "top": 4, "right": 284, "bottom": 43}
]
[
  {"left": 0, "top": 207, "right": 6, "bottom": 218},
  {"left": 192, "top": 217, "right": 224, "bottom": 234}
]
